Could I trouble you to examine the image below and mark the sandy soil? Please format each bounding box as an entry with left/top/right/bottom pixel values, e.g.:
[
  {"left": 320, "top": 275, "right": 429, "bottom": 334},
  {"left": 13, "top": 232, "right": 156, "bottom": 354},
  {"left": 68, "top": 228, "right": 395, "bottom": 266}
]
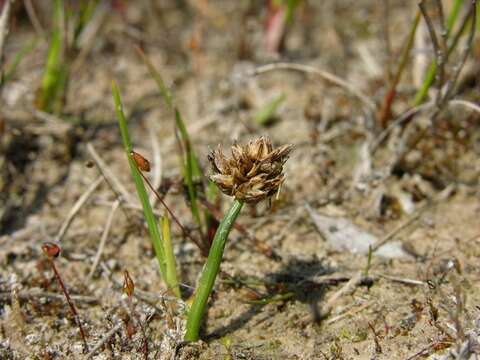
[{"left": 1, "top": 1, "right": 480, "bottom": 359}]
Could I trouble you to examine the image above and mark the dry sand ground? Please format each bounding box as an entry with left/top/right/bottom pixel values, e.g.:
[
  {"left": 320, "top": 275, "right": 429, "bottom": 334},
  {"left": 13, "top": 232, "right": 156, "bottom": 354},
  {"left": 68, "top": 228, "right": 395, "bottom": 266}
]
[{"left": 1, "top": 1, "right": 480, "bottom": 359}]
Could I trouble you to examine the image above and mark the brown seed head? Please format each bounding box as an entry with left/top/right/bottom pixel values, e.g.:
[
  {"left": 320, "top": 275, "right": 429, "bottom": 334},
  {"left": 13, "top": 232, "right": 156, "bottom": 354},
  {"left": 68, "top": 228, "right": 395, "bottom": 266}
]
[
  {"left": 208, "top": 136, "right": 293, "bottom": 204},
  {"left": 131, "top": 151, "right": 150, "bottom": 172}
]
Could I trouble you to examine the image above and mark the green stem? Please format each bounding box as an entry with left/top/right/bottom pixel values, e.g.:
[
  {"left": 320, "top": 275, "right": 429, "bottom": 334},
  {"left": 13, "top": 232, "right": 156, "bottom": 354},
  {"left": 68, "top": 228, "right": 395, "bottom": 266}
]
[{"left": 185, "top": 199, "right": 244, "bottom": 341}]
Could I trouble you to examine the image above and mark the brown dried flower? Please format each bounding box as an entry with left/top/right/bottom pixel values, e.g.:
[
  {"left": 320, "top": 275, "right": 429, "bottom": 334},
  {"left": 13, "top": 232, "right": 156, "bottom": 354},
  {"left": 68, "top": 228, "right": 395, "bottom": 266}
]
[{"left": 208, "top": 136, "right": 293, "bottom": 204}]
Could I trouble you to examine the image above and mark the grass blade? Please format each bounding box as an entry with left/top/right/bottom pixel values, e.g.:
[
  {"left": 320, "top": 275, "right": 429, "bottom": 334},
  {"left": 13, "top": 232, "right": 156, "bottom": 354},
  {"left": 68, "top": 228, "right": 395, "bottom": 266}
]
[
  {"left": 112, "top": 80, "right": 168, "bottom": 282},
  {"left": 175, "top": 109, "right": 204, "bottom": 238},
  {"left": 137, "top": 48, "right": 218, "bottom": 248},
  {"left": 413, "top": 0, "right": 463, "bottom": 105},
  {"left": 36, "top": 0, "right": 67, "bottom": 114},
  {"left": 1, "top": 38, "right": 37, "bottom": 85},
  {"left": 160, "top": 214, "right": 180, "bottom": 297},
  {"left": 136, "top": 46, "right": 173, "bottom": 109},
  {"left": 379, "top": 10, "right": 420, "bottom": 126},
  {"left": 254, "top": 93, "right": 286, "bottom": 126},
  {"left": 73, "top": 0, "right": 99, "bottom": 48}
]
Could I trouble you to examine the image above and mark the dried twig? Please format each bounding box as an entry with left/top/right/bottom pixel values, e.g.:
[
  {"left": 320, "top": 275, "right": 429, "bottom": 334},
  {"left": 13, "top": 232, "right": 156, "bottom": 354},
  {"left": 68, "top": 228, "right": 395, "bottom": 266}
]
[
  {"left": 319, "top": 272, "right": 364, "bottom": 318},
  {"left": 376, "top": 274, "right": 425, "bottom": 286},
  {"left": 442, "top": 0, "right": 477, "bottom": 104},
  {"left": 0, "top": 0, "right": 13, "bottom": 63},
  {"left": 87, "top": 200, "right": 120, "bottom": 280},
  {"left": 250, "top": 62, "right": 376, "bottom": 111},
  {"left": 449, "top": 98, "right": 480, "bottom": 113},
  {"left": 55, "top": 176, "right": 103, "bottom": 243},
  {"left": 390, "top": 1, "right": 477, "bottom": 169},
  {"left": 370, "top": 101, "right": 433, "bottom": 153},
  {"left": 0, "top": 290, "right": 98, "bottom": 304},
  {"left": 86, "top": 142, "right": 132, "bottom": 203},
  {"left": 370, "top": 97, "right": 480, "bottom": 154},
  {"left": 326, "top": 302, "right": 371, "bottom": 325},
  {"left": 23, "top": 0, "right": 46, "bottom": 39},
  {"left": 419, "top": 0, "right": 445, "bottom": 107},
  {"left": 85, "top": 321, "right": 122, "bottom": 359},
  {"left": 370, "top": 205, "right": 425, "bottom": 253},
  {"left": 434, "top": 0, "right": 447, "bottom": 53},
  {"left": 319, "top": 204, "right": 426, "bottom": 319}
]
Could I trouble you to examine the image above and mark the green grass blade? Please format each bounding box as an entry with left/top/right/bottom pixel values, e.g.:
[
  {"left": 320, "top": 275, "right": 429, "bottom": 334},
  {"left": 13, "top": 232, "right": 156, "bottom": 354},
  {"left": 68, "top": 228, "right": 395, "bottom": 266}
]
[
  {"left": 254, "top": 94, "right": 286, "bottom": 126},
  {"left": 285, "top": 0, "right": 300, "bottom": 23},
  {"left": 413, "top": 0, "right": 463, "bottom": 105},
  {"left": 36, "top": 0, "right": 70, "bottom": 115},
  {"left": 175, "top": 109, "right": 204, "bottom": 236},
  {"left": 2, "top": 39, "right": 37, "bottom": 85},
  {"left": 446, "top": 0, "right": 463, "bottom": 32},
  {"left": 161, "top": 214, "right": 181, "bottom": 297},
  {"left": 138, "top": 49, "right": 211, "bottom": 242},
  {"left": 37, "top": 0, "right": 65, "bottom": 113},
  {"left": 137, "top": 47, "right": 173, "bottom": 109},
  {"left": 73, "top": 0, "right": 99, "bottom": 48},
  {"left": 364, "top": 245, "right": 373, "bottom": 278},
  {"left": 112, "top": 80, "right": 168, "bottom": 281}
]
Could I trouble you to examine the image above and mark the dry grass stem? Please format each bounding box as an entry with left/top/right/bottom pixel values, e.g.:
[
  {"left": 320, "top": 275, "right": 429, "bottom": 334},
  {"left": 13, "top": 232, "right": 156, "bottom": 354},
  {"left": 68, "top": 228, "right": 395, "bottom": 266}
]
[
  {"left": 250, "top": 62, "right": 376, "bottom": 111},
  {"left": 0, "top": 0, "right": 13, "bottom": 62},
  {"left": 55, "top": 176, "right": 103, "bottom": 243},
  {"left": 85, "top": 321, "right": 122, "bottom": 359},
  {"left": 87, "top": 200, "right": 120, "bottom": 280},
  {"left": 86, "top": 142, "right": 133, "bottom": 204}
]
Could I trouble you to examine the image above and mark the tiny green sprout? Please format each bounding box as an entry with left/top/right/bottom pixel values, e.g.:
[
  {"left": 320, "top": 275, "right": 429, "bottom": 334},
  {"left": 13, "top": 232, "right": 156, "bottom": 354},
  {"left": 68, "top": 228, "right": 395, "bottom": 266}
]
[
  {"left": 184, "top": 136, "right": 293, "bottom": 341},
  {"left": 254, "top": 94, "right": 286, "bottom": 127}
]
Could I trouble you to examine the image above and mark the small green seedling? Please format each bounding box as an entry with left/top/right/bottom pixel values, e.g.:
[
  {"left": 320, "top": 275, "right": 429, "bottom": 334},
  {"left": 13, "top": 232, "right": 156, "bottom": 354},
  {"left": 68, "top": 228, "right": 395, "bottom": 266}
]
[{"left": 254, "top": 93, "right": 286, "bottom": 126}]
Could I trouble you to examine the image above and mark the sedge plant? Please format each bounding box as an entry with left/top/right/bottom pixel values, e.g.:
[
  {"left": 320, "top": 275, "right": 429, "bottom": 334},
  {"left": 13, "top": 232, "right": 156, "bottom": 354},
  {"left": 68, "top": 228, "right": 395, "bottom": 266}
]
[
  {"left": 185, "top": 137, "right": 293, "bottom": 341},
  {"left": 112, "top": 82, "right": 293, "bottom": 341}
]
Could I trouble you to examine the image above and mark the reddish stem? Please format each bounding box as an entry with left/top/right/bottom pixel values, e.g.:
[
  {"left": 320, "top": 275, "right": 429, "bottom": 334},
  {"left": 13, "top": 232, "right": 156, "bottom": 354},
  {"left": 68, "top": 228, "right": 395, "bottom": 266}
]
[{"left": 47, "top": 256, "right": 89, "bottom": 352}]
